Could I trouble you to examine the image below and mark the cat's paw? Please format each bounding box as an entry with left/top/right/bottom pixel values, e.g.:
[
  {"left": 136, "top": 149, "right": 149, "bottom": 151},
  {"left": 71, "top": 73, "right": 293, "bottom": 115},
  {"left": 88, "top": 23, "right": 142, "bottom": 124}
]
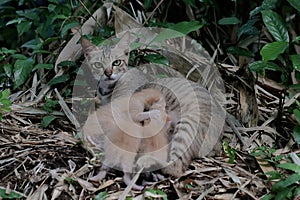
[
  {"left": 88, "top": 170, "right": 107, "bottom": 182},
  {"left": 135, "top": 112, "right": 150, "bottom": 121},
  {"left": 135, "top": 109, "right": 162, "bottom": 122},
  {"left": 148, "top": 109, "right": 163, "bottom": 121}
]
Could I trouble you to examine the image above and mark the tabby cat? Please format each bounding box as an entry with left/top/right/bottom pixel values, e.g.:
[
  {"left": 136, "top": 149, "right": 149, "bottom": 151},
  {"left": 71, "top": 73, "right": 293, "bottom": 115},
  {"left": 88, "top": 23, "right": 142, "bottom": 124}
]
[
  {"left": 81, "top": 34, "right": 226, "bottom": 178},
  {"left": 83, "top": 88, "right": 171, "bottom": 190}
]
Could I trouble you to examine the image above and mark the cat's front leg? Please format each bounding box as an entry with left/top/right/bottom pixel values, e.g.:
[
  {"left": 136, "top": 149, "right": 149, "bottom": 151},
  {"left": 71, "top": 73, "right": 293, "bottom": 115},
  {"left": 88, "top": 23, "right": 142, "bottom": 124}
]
[
  {"left": 123, "top": 172, "right": 144, "bottom": 191},
  {"left": 88, "top": 169, "right": 107, "bottom": 182},
  {"left": 121, "top": 163, "right": 144, "bottom": 191}
]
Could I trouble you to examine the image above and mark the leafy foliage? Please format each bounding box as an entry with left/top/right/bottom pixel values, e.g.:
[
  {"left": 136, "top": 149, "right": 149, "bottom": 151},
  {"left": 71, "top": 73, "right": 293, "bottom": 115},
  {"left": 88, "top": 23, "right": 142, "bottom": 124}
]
[
  {"left": 0, "top": 89, "right": 11, "bottom": 121},
  {"left": 0, "top": 0, "right": 96, "bottom": 92}
]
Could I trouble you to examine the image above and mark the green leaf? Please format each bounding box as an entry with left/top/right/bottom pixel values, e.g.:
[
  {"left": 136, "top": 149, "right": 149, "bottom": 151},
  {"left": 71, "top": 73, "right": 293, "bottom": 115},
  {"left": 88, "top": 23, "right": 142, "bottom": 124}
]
[
  {"left": 152, "top": 29, "right": 185, "bottom": 43},
  {"left": 238, "top": 19, "right": 259, "bottom": 39},
  {"left": 261, "top": 10, "right": 289, "bottom": 42},
  {"left": 48, "top": 3, "right": 56, "bottom": 12},
  {"left": 144, "top": 0, "right": 152, "bottom": 10},
  {"left": 0, "top": 113, "right": 2, "bottom": 121},
  {"left": 151, "top": 21, "right": 203, "bottom": 44},
  {"left": 0, "top": 89, "right": 10, "bottom": 100},
  {"left": 42, "top": 115, "right": 56, "bottom": 128},
  {"left": 183, "top": 0, "right": 196, "bottom": 7},
  {"left": 218, "top": 17, "right": 240, "bottom": 25},
  {"left": 145, "top": 189, "right": 167, "bottom": 200},
  {"left": 0, "top": 0, "right": 14, "bottom": 6},
  {"left": 277, "top": 163, "right": 300, "bottom": 174},
  {"left": 22, "top": 9, "right": 39, "bottom": 20},
  {"left": 11, "top": 54, "right": 27, "bottom": 60},
  {"left": 1, "top": 105, "right": 11, "bottom": 113},
  {"left": 293, "top": 36, "right": 300, "bottom": 42},
  {"left": 4, "top": 63, "right": 13, "bottom": 77},
  {"left": 33, "top": 50, "right": 52, "bottom": 54},
  {"left": 275, "top": 186, "right": 295, "bottom": 200},
  {"left": 290, "top": 55, "right": 300, "bottom": 71},
  {"left": 0, "top": 48, "right": 16, "bottom": 55},
  {"left": 272, "top": 174, "right": 300, "bottom": 191},
  {"left": 293, "top": 109, "right": 300, "bottom": 124},
  {"left": 0, "top": 188, "right": 23, "bottom": 199},
  {"left": 57, "top": 61, "right": 76, "bottom": 67},
  {"left": 226, "top": 46, "right": 254, "bottom": 57},
  {"left": 262, "top": 0, "right": 279, "bottom": 10},
  {"left": 61, "top": 21, "right": 79, "bottom": 37},
  {"left": 1, "top": 99, "right": 12, "bottom": 107},
  {"left": 17, "top": 21, "right": 32, "bottom": 36},
  {"left": 294, "top": 187, "right": 300, "bottom": 196},
  {"left": 48, "top": 74, "right": 70, "bottom": 86},
  {"left": 6, "top": 18, "right": 24, "bottom": 26},
  {"left": 261, "top": 194, "right": 275, "bottom": 200},
  {"left": 53, "top": 14, "right": 68, "bottom": 20},
  {"left": 260, "top": 41, "right": 289, "bottom": 61},
  {"left": 13, "top": 59, "right": 34, "bottom": 89},
  {"left": 287, "top": 0, "right": 300, "bottom": 12},
  {"left": 65, "top": 177, "right": 79, "bottom": 185},
  {"left": 289, "top": 84, "right": 300, "bottom": 90},
  {"left": 168, "top": 21, "right": 204, "bottom": 35},
  {"left": 144, "top": 54, "right": 169, "bottom": 66},
  {"left": 94, "top": 191, "right": 108, "bottom": 200},
  {"left": 33, "top": 63, "right": 54, "bottom": 70},
  {"left": 223, "top": 141, "right": 235, "bottom": 164},
  {"left": 21, "top": 38, "right": 42, "bottom": 49},
  {"left": 266, "top": 171, "right": 282, "bottom": 180},
  {"left": 249, "top": 61, "right": 282, "bottom": 72},
  {"left": 293, "top": 125, "right": 300, "bottom": 144}
]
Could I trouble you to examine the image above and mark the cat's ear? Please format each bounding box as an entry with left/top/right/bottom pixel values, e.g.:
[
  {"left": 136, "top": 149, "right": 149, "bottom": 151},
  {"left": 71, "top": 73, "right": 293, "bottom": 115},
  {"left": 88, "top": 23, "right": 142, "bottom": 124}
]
[
  {"left": 115, "top": 32, "right": 130, "bottom": 57},
  {"left": 81, "top": 37, "right": 98, "bottom": 56}
]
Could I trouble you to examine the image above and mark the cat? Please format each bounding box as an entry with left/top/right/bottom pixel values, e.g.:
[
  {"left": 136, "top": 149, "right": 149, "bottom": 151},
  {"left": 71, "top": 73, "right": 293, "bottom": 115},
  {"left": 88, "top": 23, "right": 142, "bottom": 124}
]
[
  {"left": 81, "top": 32, "right": 130, "bottom": 105},
  {"left": 82, "top": 88, "right": 172, "bottom": 190},
  {"left": 81, "top": 33, "right": 225, "bottom": 178}
]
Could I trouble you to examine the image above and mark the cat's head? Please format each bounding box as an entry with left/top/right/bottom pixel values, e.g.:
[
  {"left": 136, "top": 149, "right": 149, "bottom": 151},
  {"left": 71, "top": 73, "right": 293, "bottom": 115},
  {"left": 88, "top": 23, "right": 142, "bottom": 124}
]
[{"left": 81, "top": 32, "right": 130, "bottom": 81}]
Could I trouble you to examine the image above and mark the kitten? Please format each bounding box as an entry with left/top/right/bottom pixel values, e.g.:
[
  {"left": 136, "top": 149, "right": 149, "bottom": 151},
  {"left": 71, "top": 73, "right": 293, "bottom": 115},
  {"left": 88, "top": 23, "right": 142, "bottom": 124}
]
[
  {"left": 81, "top": 32, "right": 130, "bottom": 105},
  {"left": 137, "top": 94, "right": 171, "bottom": 171},
  {"left": 83, "top": 88, "right": 171, "bottom": 190},
  {"left": 136, "top": 78, "right": 225, "bottom": 177}
]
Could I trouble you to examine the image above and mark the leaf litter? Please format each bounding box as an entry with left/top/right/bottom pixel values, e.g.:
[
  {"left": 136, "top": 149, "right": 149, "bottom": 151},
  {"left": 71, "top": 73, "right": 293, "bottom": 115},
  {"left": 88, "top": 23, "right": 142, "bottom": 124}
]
[{"left": 0, "top": 3, "right": 299, "bottom": 200}]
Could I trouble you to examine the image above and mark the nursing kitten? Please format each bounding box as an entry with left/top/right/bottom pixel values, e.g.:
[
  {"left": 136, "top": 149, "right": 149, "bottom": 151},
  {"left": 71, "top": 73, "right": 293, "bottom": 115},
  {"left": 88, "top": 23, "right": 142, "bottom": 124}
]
[
  {"left": 136, "top": 78, "right": 225, "bottom": 176},
  {"left": 81, "top": 32, "right": 130, "bottom": 105},
  {"left": 83, "top": 88, "right": 171, "bottom": 190}
]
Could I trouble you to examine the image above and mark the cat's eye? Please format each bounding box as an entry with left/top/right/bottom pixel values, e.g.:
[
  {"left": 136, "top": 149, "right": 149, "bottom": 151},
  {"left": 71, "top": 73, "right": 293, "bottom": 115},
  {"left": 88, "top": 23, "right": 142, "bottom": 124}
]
[
  {"left": 112, "top": 59, "right": 122, "bottom": 66},
  {"left": 93, "top": 62, "right": 103, "bottom": 69}
]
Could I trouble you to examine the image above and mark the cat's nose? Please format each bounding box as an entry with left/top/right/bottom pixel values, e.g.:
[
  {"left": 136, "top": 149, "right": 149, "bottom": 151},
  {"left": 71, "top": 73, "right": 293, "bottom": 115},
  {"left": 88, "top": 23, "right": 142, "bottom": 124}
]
[{"left": 104, "top": 68, "right": 112, "bottom": 78}]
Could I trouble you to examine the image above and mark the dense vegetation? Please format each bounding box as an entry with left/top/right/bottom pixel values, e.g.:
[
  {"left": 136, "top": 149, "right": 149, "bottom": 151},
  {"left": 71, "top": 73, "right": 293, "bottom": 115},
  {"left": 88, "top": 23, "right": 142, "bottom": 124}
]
[{"left": 0, "top": 0, "right": 300, "bottom": 199}]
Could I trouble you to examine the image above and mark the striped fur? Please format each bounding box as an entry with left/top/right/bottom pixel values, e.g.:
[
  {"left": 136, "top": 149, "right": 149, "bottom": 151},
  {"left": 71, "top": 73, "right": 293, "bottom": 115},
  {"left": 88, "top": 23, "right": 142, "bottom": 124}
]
[
  {"left": 110, "top": 69, "right": 225, "bottom": 177},
  {"left": 81, "top": 37, "right": 225, "bottom": 177}
]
